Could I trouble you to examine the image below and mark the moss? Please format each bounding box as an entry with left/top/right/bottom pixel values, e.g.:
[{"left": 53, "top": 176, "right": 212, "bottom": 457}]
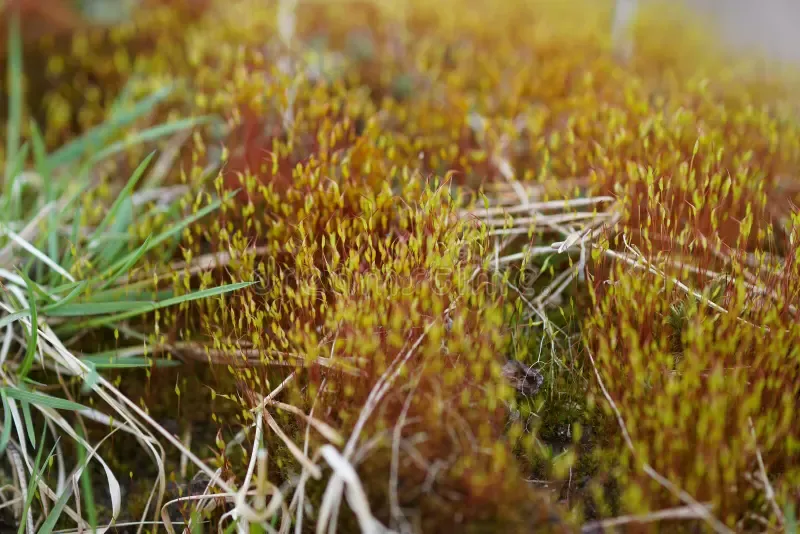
[{"left": 4, "top": 0, "right": 800, "bottom": 530}]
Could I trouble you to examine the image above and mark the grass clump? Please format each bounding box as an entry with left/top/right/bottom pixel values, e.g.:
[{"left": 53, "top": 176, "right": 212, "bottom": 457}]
[{"left": 0, "top": 11, "right": 253, "bottom": 530}]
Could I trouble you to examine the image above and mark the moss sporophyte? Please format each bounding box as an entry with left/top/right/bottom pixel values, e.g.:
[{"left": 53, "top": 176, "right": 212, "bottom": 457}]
[{"left": 0, "top": 0, "right": 799, "bottom": 532}]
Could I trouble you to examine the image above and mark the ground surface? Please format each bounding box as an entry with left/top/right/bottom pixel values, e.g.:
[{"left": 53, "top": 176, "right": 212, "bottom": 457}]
[{"left": 0, "top": 1, "right": 799, "bottom": 533}]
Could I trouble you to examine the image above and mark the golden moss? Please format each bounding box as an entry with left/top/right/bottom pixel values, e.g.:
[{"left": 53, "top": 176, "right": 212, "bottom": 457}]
[{"left": 5, "top": 0, "right": 800, "bottom": 530}]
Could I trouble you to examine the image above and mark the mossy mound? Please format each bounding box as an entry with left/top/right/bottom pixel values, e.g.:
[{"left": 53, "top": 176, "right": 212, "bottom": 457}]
[{"left": 2, "top": 0, "right": 800, "bottom": 531}]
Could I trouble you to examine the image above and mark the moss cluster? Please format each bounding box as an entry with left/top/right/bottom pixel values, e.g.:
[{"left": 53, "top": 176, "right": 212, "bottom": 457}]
[{"left": 4, "top": 0, "right": 800, "bottom": 531}]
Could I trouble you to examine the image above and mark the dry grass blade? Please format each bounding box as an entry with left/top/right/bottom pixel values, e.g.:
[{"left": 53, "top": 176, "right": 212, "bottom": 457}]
[
  {"left": 581, "top": 504, "right": 713, "bottom": 532},
  {"left": 185, "top": 468, "right": 224, "bottom": 532},
  {"left": 250, "top": 372, "right": 296, "bottom": 414},
  {"left": 315, "top": 319, "right": 442, "bottom": 534},
  {"left": 263, "top": 410, "right": 322, "bottom": 480},
  {"left": 603, "top": 246, "right": 771, "bottom": 332},
  {"left": 318, "top": 445, "right": 389, "bottom": 534},
  {"left": 0, "top": 201, "right": 57, "bottom": 267},
  {"left": 291, "top": 378, "right": 327, "bottom": 534},
  {"left": 460, "top": 196, "right": 616, "bottom": 219},
  {"left": 234, "top": 404, "right": 266, "bottom": 530},
  {"left": 389, "top": 374, "right": 422, "bottom": 534},
  {"left": 6, "top": 443, "right": 34, "bottom": 534},
  {"left": 0, "top": 225, "right": 74, "bottom": 280},
  {"left": 260, "top": 399, "right": 343, "bottom": 446}
]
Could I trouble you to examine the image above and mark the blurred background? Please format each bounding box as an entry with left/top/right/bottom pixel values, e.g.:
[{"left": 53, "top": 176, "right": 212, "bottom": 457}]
[
  {"left": 684, "top": 0, "right": 800, "bottom": 65},
  {"left": 3, "top": 0, "right": 800, "bottom": 65}
]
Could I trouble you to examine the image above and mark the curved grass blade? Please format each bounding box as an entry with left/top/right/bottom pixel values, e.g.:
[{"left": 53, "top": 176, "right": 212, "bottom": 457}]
[
  {"left": 0, "top": 226, "right": 75, "bottom": 282},
  {"left": 102, "top": 190, "right": 237, "bottom": 276},
  {"left": 43, "top": 425, "right": 125, "bottom": 534},
  {"left": 98, "top": 234, "right": 151, "bottom": 290},
  {"left": 0, "top": 309, "right": 30, "bottom": 329},
  {"left": 41, "top": 280, "right": 90, "bottom": 314},
  {"left": 48, "top": 85, "right": 173, "bottom": 168},
  {"left": 63, "top": 280, "right": 255, "bottom": 331},
  {"left": 36, "top": 482, "right": 74, "bottom": 534},
  {"left": 2, "top": 386, "right": 87, "bottom": 411},
  {"left": 89, "top": 150, "right": 156, "bottom": 250},
  {"left": 92, "top": 115, "right": 215, "bottom": 163}
]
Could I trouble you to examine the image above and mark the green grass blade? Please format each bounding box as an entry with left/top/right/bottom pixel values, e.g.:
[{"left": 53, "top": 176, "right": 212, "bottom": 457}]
[
  {"left": 98, "top": 234, "right": 151, "bottom": 290},
  {"left": 81, "top": 355, "right": 180, "bottom": 369},
  {"left": 47, "top": 280, "right": 84, "bottom": 294},
  {"left": 60, "top": 205, "right": 83, "bottom": 269},
  {"left": 30, "top": 121, "right": 58, "bottom": 263},
  {"left": 190, "top": 510, "right": 205, "bottom": 534},
  {"left": 89, "top": 151, "right": 156, "bottom": 249},
  {"left": 785, "top": 504, "right": 797, "bottom": 534},
  {"left": 97, "top": 202, "right": 134, "bottom": 267},
  {"left": 102, "top": 190, "right": 236, "bottom": 276},
  {"left": 92, "top": 116, "right": 214, "bottom": 162},
  {"left": 78, "top": 285, "right": 175, "bottom": 304},
  {"left": 0, "top": 309, "right": 30, "bottom": 328},
  {"left": 64, "top": 281, "right": 255, "bottom": 331},
  {"left": 24, "top": 274, "right": 59, "bottom": 304},
  {"left": 155, "top": 282, "right": 254, "bottom": 308},
  {"left": 48, "top": 86, "right": 173, "bottom": 168},
  {"left": 36, "top": 483, "right": 74, "bottom": 534},
  {"left": 1, "top": 226, "right": 75, "bottom": 282},
  {"left": 140, "top": 192, "right": 229, "bottom": 251},
  {"left": 224, "top": 519, "right": 239, "bottom": 534},
  {"left": 88, "top": 231, "right": 133, "bottom": 245},
  {"left": 4, "top": 142, "right": 29, "bottom": 221},
  {"left": 0, "top": 390, "right": 12, "bottom": 455},
  {"left": 41, "top": 281, "right": 90, "bottom": 314},
  {"left": 108, "top": 75, "right": 138, "bottom": 116},
  {"left": 4, "top": 8, "right": 22, "bottom": 211},
  {"left": 19, "top": 377, "right": 47, "bottom": 388},
  {"left": 17, "top": 271, "right": 39, "bottom": 380},
  {"left": 17, "top": 424, "right": 51, "bottom": 534},
  {"left": 2, "top": 386, "right": 87, "bottom": 411},
  {"left": 20, "top": 399, "right": 35, "bottom": 448},
  {"left": 44, "top": 300, "right": 156, "bottom": 317},
  {"left": 81, "top": 362, "right": 99, "bottom": 393},
  {"left": 76, "top": 425, "right": 97, "bottom": 531}
]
